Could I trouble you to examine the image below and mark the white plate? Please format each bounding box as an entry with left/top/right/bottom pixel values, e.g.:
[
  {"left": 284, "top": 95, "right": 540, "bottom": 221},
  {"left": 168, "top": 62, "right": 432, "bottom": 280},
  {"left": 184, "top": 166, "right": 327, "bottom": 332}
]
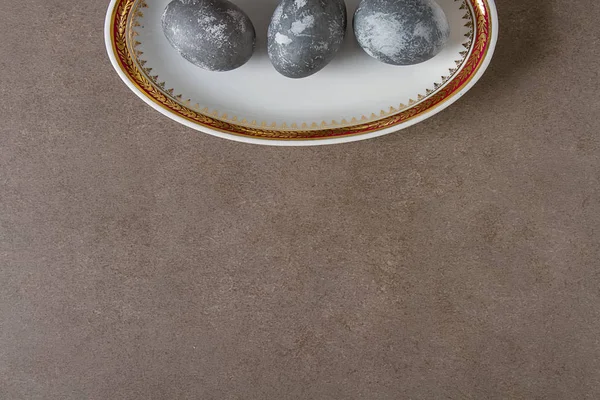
[{"left": 105, "top": 0, "right": 498, "bottom": 145}]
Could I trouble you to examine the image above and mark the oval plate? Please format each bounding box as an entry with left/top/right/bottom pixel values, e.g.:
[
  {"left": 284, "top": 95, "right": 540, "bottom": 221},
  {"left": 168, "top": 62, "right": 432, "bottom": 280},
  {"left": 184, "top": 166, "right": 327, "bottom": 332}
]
[{"left": 105, "top": 0, "right": 498, "bottom": 145}]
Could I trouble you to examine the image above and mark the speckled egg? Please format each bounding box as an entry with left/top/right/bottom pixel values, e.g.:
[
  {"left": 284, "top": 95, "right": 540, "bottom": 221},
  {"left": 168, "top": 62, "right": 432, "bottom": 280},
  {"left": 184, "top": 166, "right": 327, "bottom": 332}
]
[
  {"left": 161, "top": 0, "right": 255, "bottom": 72},
  {"left": 353, "top": 0, "right": 450, "bottom": 65},
  {"left": 268, "top": 0, "right": 347, "bottom": 79}
]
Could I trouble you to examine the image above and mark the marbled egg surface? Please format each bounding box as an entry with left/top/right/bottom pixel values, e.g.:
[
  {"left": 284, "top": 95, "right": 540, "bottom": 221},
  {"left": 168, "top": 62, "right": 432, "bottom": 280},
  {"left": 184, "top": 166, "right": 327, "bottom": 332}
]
[
  {"left": 268, "top": 0, "right": 347, "bottom": 79},
  {"left": 354, "top": 0, "right": 450, "bottom": 65},
  {"left": 161, "top": 0, "right": 255, "bottom": 71}
]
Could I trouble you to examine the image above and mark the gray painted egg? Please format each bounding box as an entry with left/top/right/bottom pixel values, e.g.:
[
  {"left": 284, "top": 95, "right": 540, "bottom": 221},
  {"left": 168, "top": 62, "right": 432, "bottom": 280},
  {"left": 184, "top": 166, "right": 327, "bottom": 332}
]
[
  {"left": 268, "top": 0, "right": 347, "bottom": 79},
  {"left": 353, "top": 0, "right": 450, "bottom": 65},
  {"left": 161, "top": 0, "right": 255, "bottom": 72}
]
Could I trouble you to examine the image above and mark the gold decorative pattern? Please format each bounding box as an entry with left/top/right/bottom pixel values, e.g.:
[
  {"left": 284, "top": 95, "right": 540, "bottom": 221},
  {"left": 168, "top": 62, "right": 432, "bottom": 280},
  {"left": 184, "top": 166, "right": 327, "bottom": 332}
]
[{"left": 110, "top": 0, "right": 493, "bottom": 140}]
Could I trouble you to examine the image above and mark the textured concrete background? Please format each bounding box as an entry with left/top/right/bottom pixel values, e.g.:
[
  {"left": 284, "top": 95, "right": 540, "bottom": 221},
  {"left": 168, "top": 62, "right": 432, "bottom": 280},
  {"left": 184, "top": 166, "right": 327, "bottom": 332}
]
[{"left": 1, "top": 0, "right": 599, "bottom": 398}]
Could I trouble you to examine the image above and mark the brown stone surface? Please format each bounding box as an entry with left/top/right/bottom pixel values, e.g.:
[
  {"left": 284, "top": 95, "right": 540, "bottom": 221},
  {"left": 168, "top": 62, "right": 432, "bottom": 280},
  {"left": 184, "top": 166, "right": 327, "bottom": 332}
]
[{"left": 1, "top": 0, "right": 599, "bottom": 398}]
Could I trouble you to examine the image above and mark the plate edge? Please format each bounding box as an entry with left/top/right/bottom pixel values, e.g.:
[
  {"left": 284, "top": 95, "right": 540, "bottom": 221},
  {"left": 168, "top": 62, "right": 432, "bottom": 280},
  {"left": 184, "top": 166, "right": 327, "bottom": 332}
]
[{"left": 104, "top": 0, "right": 499, "bottom": 146}]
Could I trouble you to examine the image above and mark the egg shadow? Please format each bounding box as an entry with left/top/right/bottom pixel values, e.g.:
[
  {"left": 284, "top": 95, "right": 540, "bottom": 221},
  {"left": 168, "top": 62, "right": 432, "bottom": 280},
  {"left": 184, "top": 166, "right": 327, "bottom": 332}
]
[
  {"left": 236, "top": 0, "right": 280, "bottom": 58},
  {"left": 330, "top": 0, "right": 370, "bottom": 65}
]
